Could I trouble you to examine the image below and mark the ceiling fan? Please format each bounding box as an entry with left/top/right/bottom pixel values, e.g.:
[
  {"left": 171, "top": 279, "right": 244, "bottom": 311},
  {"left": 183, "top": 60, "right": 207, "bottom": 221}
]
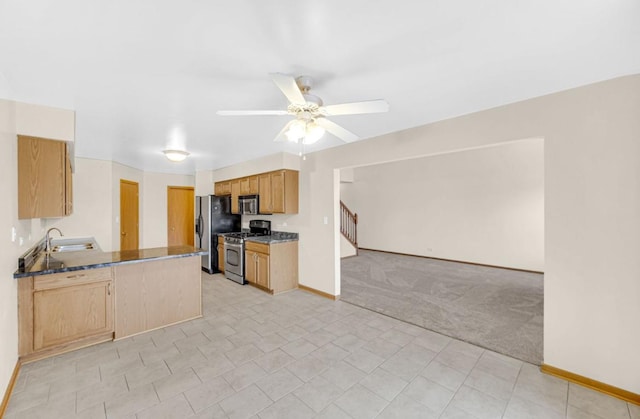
[{"left": 217, "top": 73, "right": 389, "bottom": 144}]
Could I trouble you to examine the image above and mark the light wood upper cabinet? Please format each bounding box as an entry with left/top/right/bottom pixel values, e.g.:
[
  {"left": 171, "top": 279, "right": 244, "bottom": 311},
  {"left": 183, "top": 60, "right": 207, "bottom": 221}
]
[
  {"left": 18, "top": 135, "right": 73, "bottom": 219},
  {"left": 214, "top": 181, "right": 231, "bottom": 196},
  {"left": 259, "top": 170, "right": 298, "bottom": 214},
  {"left": 239, "top": 175, "right": 258, "bottom": 195},
  {"left": 244, "top": 240, "right": 297, "bottom": 295},
  {"left": 230, "top": 179, "right": 240, "bottom": 214},
  {"left": 215, "top": 169, "right": 298, "bottom": 214},
  {"left": 258, "top": 173, "right": 272, "bottom": 213}
]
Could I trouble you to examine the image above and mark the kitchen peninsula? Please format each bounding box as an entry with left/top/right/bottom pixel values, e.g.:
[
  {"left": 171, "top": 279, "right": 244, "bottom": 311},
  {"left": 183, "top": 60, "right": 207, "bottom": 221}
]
[{"left": 14, "top": 245, "right": 206, "bottom": 362}]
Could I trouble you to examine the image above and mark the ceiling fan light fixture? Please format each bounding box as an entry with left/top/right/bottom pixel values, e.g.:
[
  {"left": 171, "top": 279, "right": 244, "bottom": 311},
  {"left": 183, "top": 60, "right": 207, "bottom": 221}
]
[
  {"left": 163, "top": 149, "right": 190, "bottom": 162},
  {"left": 303, "top": 120, "right": 325, "bottom": 144},
  {"left": 285, "top": 120, "right": 306, "bottom": 142}
]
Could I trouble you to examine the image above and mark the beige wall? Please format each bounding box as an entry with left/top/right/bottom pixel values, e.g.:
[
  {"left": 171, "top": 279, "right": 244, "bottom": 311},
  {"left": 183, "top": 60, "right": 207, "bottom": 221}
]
[
  {"left": 143, "top": 171, "right": 195, "bottom": 248},
  {"left": 15, "top": 102, "right": 75, "bottom": 142},
  {"left": 196, "top": 74, "right": 640, "bottom": 394},
  {"left": 0, "top": 100, "right": 75, "bottom": 401},
  {"left": 109, "top": 162, "right": 195, "bottom": 251},
  {"left": 195, "top": 152, "right": 300, "bottom": 196},
  {"left": 0, "top": 99, "right": 20, "bottom": 406},
  {"left": 339, "top": 235, "right": 357, "bottom": 258},
  {"left": 196, "top": 151, "right": 301, "bottom": 232},
  {"left": 54, "top": 158, "right": 113, "bottom": 251},
  {"left": 0, "top": 139, "right": 194, "bottom": 400},
  {"left": 340, "top": 139, "right": 544, "bottom": 271},
  {"left": 303, "top": 75, "right": 640, "bottom": 393},
  {"left": 32, "top": 159, "right": 194, "bottom": 253}
]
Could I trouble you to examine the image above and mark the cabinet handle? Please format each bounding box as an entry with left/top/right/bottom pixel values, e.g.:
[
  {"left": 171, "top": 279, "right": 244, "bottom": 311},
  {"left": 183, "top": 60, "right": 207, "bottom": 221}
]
[
  {"left": 108, "top": 282, "right": 111, "bottom": 296},
  {"left": 66, "top": 273, "right": 86, "bottom": 279}
]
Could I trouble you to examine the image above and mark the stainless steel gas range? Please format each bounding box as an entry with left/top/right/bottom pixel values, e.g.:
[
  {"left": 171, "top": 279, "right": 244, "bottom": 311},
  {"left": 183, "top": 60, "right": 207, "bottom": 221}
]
[{"left": 224, "top": 219, "right": 271, "bottom": 284}]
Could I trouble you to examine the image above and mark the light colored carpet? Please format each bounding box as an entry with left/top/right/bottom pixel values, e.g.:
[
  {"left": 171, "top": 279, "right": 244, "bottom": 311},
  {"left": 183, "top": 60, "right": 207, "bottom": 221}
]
[{"left": 340, "top": 249, "right": 543, "bottom": 365}]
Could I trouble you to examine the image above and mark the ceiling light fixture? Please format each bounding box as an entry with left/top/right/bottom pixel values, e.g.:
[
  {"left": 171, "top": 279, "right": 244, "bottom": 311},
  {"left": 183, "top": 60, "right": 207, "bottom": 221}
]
[
  {"left": 162, "top": 149, "right": 190, "bottom": 162},
  {"left": 303, "top": 120, "right": 325, "bottom": 145},
  {"left": 285, "top": 118, "right": 325, "bottom": 145}
]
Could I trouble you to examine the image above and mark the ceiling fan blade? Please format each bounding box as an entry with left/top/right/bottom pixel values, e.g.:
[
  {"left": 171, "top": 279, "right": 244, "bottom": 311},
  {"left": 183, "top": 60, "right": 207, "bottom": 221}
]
[
  {"left": 322, "top": 99, "right": 389, "bottom": 116},
  {"left": 216, "top": 110, "right": 289, "bottom": 116},
  {"left": 270, "top": 73, "right": 306, "bottom": 104},
  {"left": 273, "top": 120, "right": 296, "bottom": 142},
  {"left": 315, "top": 118, "right": 359, "bottom": 143}
]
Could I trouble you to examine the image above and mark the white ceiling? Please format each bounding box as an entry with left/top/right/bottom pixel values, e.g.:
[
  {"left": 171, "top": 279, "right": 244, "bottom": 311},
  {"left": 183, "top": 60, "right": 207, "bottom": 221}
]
[{"left": 1, "top": 1, "right": 639, "bottom": 175}]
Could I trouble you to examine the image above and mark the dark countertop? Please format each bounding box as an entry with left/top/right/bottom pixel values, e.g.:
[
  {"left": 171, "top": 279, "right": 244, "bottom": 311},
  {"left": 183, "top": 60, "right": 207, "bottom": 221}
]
[
  {"left": 14, "top": 246, "right": 207, "bottom": 278},
  {"left": 217, "top": 231, "right": 299, "bottom": 244},
  {"left": 246, "top": 231, "right": 299, "bottom": 244}
]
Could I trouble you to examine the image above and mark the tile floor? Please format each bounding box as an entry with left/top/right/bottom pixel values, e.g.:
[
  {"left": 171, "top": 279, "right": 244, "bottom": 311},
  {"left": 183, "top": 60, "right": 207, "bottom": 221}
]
[{"left": 5, "top": 274, "right": 639, "bottom": 419}]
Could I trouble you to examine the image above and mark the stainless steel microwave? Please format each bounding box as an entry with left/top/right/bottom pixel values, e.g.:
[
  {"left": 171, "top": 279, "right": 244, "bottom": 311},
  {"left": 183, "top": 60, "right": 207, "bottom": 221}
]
[{"left": 238, "top": 194, "right": 259, "bottom": 215}]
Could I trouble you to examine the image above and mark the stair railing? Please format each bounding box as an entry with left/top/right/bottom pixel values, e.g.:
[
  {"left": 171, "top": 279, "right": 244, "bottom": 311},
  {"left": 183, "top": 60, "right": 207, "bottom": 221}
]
[{"left": 340, "top": 201, "right": 358, "bottom": 253}]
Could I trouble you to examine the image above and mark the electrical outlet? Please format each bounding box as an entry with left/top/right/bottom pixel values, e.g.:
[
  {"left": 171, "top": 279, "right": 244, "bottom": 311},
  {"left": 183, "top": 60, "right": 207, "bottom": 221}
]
[{"left": 323, "top": 216, "right": 328, "bottom": 225}]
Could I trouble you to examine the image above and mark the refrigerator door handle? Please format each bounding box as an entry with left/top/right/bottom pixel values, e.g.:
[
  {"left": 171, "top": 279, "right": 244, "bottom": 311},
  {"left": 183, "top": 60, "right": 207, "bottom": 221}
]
[{"left": 196, "top": 215, "right": 203, "bottom": 239}]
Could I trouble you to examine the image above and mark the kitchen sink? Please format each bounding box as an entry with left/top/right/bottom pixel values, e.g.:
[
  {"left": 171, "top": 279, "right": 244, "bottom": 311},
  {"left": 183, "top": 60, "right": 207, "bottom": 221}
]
[
  {"left": 51, "top": 243, "right": 95, "bottom": 252},
  {"left": 49, "top": 237, "right": 100, "bottom": 253}
]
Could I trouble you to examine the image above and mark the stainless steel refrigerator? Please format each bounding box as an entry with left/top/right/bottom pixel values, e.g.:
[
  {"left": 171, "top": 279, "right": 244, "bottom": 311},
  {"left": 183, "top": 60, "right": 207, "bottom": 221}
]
[{"left": 195, "top": 195, "right": 241, "bottom": 273}]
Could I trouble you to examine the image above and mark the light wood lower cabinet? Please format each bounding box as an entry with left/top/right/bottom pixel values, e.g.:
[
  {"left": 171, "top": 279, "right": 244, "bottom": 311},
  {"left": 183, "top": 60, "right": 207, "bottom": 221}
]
[
  {"left": 114, "top": 255, "right": 201, "bottom": 339},
  {"left": 218, "top": 236, "right": 225, "bottom": 272},
  {"left": 19, "top": 267, "right": 114, "bottom": 359},
  {"left": 34, "top": 280, "right": 113, "bottom": 351},
  {"left": 18, "top": 256, "right": 202, "bottom": 361},
  {"left": 244, "top": 241, "right": 298, "bottom": 294},
  {"left": 245, "top": 242, "right": 270, "bottom": 289}
]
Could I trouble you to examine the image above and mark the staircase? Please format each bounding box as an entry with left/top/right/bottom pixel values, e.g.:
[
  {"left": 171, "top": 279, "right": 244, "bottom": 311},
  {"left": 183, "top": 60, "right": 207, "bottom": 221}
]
[{"left": 340, "top": 201, "right": 358, "bottom": 256}]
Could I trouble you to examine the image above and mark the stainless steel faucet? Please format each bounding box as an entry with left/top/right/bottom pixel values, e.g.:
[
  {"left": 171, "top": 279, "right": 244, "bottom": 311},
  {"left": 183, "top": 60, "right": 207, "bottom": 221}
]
[{"left": 45, "top": 227, "right": 63, "bottom": 253}]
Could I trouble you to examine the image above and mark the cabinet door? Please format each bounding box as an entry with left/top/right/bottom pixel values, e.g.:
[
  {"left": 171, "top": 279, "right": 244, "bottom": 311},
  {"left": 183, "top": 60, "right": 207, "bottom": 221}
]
[
  {"left": 230, "top": 179, "right": 240, "bottom": 214},
  {"left": 258, "top": 173, "right": 272, "bottom": 214},
  {"left": 65, "top": 144, "right": 73, "bottom": 215},
  {"left": 244, "top": 250, "right": 257, "bottom": 284},
  {"left": 248, "top": 176, "right": 259, "bottom": 194},
  {"left": 215, "top": 181, "right": 231, "bottom": 195},
  {"left": 18, "top": 135, "right": 70, "bottom": 219},
  {"left": 239, "top": 177, "right": 250, "bottom": 195},
  {"left": 214, "top": 182, "right": 224, "bottom": 195},
  {"left": 33, "top": 280, "right": 113, "bottom": 350},
  {"left": 256, "top": 252, "right": 270, "bottom": 289},
  {"left": 218, "top": 237, "right": 225, "bottom": 272},
  {"left": 271, "top": 171, "right": 286, "bottom": 213}
]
